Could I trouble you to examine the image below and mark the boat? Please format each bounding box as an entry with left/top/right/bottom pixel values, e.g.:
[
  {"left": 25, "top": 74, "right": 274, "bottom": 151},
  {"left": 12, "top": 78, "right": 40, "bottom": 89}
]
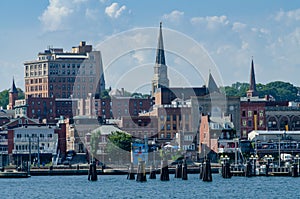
[{"left": 0, "top": 170, "right": 31, "bottom": 178}]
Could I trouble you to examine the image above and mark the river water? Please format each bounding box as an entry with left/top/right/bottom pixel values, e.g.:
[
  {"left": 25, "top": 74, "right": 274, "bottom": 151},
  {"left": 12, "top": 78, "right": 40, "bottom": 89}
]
[{"left": 1, "top": 174, "right": 298, "bottom": 198}]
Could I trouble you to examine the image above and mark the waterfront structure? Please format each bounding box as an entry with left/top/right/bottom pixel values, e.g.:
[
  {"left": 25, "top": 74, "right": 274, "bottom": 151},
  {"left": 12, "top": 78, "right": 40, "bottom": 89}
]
[
  {"left": 152, "top": 22, "right": 169, "bottom": 96},
  {"left": 6, "top": 122, "right": 66, "bottom": 165},
  {"left": 248, "top": 130, "right": 300, "bottom": 157},
  {"left": 24, "top": 41, "right": 105, "bottom": 99}
]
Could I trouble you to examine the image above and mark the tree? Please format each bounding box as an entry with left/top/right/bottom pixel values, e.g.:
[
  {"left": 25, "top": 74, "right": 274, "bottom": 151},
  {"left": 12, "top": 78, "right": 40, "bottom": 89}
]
[
  {"left": 106, "top": 131, "right": 132, "bottom": 164},
  {"left": 0, "top": 89, "right": 9, "bottom": 108},
  {"left": 90, "top": 130, "right": 101, "bottom": 158},
  {"left": 223, "top": 81, "right": 300, "bottom": 101},
  {"left": 0, "top": 88, "right": 25, "bottom": 109}
]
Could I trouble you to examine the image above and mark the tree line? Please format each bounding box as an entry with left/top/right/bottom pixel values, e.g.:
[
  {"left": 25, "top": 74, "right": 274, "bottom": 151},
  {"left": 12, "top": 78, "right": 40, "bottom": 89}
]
[
  {"left": 0, "top": 88, "right": 24, "bottom": 109},
  {"left": 222, "top": 81, "right": 300, "bottom": 101}
]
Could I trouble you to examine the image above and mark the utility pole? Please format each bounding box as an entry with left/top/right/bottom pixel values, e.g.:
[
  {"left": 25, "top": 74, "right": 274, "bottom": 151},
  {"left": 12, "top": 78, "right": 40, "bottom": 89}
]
[
  {"left": 28, "top": 137, "right": 31, "bottom": 174},
  {"left": 38, "top": 136, "right": 40, "bottom": 168}
]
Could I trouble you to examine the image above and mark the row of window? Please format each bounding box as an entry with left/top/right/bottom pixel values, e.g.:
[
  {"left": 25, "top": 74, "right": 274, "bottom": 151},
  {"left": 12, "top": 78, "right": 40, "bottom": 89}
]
[
  {"left": 15, "top": 133, "right": 53, "bottom": 138},
  {"left": 241, "top": 110, "right": 264, "bottom": 117},
  {"left": 160, "top": 115, "right": 189, "bottom": 121}
]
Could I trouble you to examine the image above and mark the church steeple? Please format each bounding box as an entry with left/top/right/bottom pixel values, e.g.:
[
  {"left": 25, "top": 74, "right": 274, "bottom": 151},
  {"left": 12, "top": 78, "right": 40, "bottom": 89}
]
[
  {"left": 7, "top": 77, "right": 18, "bottom": 110},
  {"left": 207, "top": 72, "right": 219, "bottom": 93},
  {"left": 247, "top": 58, "right": 258, "bottom": 97},
  {"left": 155, "top": 22, "right": 166, "bottom": 65},
  {"left": 152, "top": 22, "right": 169, "bottom": 95},
  {"left": 10, "top": 77, "right": 18, "bottom": 94}
]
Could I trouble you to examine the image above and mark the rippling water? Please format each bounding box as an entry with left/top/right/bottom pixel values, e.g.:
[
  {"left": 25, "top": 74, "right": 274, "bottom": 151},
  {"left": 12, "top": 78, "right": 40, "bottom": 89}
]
[{"left": 1, "top": 174, "right": 299, "bottom": 198}]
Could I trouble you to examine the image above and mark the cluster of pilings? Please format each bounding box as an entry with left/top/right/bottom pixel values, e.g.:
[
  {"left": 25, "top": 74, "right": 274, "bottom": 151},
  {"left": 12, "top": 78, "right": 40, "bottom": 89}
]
[
  {"left": 88, "top": 161, "right": 98, "bottom": 181},
  {"left": 127, "top": 157, "right": 213, "bottom": 182},
  {"left": 221, "top": 158, "right": 232, "bottom": 178},
  {"left": 199, "top": 158, "right": 212, "bottom": 182}
]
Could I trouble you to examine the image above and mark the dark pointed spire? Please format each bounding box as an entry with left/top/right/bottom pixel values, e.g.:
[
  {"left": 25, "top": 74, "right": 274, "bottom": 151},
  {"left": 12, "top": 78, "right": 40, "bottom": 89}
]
[
  {"left": 155, "top": 22, "right": 166, "bottom": 65},
  {"left": 207, "top": 72, "right": 219, "bottom": 93},
  {"left": 247, "top": 58, "right": 258, "bottom": 97},
  {"left": 10, "top": 77, "right": 18, "bottom": 94}
]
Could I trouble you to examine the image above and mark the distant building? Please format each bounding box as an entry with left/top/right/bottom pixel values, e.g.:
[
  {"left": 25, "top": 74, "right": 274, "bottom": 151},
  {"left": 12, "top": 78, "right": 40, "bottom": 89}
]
[
  {"left": 5, "top": 122, "right": 66, "bottom": 165},
  {"left": 24, "top": 41, "right": 105, "bottom": 99},
  {"left": 119, "top": 116, "right": 158, "bottom": 139},
  {"left": 199, "top": 115, "right": 234, "bottom": 161}
]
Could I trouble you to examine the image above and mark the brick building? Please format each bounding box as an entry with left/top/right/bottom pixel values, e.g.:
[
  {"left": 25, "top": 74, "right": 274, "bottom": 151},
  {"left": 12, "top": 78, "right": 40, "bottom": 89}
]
[{"left": 24, "top": 41, "right": 105, "bottom": 99}]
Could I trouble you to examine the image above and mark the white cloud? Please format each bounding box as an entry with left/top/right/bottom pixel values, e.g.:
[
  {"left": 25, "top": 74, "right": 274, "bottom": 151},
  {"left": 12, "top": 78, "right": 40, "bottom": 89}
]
[
  {"left": 132, "top": 51, "right": 145, "bottom": 64},
  {"left": 163, "top": 10, "right": 184, "bottom": 23},
  {"left": 39, "top": 0, "right": 74, "bottom": 31},
  {"left": 85, "top": 8, "right": 99, "bottom": 20},
  {"left": 190, "top": 15, "right": 229, "bottom": 29},
  {"left": 105, "top": 2, "right": 126, "bottom": 19},
  {"left": 232, "top": 22, "right": 247, "bottom": 32},
  {"left": 275, "top": 8, "right": 300, "bottom": 22}
]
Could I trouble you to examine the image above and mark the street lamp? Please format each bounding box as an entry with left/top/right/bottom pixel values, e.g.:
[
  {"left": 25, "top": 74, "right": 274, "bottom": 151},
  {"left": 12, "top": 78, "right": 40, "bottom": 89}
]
[
  {"left": 295, "top": 154, "right": 300, "bottom": 173},
  {"left": 249, "top": 155, "right": 258, "bottom": 176}
]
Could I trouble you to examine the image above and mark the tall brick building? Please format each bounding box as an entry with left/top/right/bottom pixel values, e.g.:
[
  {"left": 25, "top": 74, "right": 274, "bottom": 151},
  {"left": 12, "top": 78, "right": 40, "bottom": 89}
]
[{"left": 24, "top": 41, "right": 105, "bottom": 99}]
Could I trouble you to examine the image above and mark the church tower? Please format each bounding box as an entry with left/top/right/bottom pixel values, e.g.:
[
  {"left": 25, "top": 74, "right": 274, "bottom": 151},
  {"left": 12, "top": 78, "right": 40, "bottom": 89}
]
[
  {"left": 7, "top": 77, "right": 18, "bottom": 110},
  {"left": 246, "top": 58, "right": 258, "bottom": 98},
  {"left": 152, "top": 22, "right": 169, "bottom": 95}
]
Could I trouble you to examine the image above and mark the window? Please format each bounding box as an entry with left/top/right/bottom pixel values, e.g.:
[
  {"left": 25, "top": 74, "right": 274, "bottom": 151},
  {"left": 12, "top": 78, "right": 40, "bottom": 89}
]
[
  {"left": 173, "top": 124, "right": 177, "bottom": 130},
  {"left": 259, "top": 120, "right": 264, "bottom": 126},
  {"left": 242, "top": 111, "right": 246, "bottom": 117},
  {"left": 242, "top": 120, "right": 247, "bottom": 126},
  {"left": 167, "top": 115, "right": 170, "bottom": 121},
  {"left": 167, "top": 124, "right": 171, "bottom": 130},
  {"left": 242, "top": 130, "right": 247, "bottom": 138},
  {"left": 173, "top": 115, "right": 176, "bottom": 121},
  {"left": 259, "top": 110, "right": 264, "bottom": 117},
  {"left": 248, "top": 120, "right": 252, "bottom": 127},
  {"left": 248, "top": 111, "right": 252, "bottom": 117}
]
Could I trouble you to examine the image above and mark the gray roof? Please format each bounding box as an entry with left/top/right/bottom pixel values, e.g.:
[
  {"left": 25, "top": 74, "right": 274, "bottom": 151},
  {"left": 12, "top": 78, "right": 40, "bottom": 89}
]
[{"left": 91, "top": 125, "right": 125, "bottom": 135}]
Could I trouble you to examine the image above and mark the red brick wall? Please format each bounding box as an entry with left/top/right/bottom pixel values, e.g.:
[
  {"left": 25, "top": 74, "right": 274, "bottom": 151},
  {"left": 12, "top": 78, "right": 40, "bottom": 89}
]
[{"left": 7, "top": 130, "right": 14, "bottom": 154}]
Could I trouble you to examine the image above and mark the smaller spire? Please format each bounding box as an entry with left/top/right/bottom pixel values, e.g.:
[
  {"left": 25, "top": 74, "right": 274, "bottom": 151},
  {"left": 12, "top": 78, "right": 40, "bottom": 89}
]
[
  {"left": 247, "top": 57, "right": 258, "bottom": 97},
  {"left": 10, "top": 77, "right": 18, "bottom": 94},
  {"left": 207, "top": 72, "right": 219, "bottom": 93}
]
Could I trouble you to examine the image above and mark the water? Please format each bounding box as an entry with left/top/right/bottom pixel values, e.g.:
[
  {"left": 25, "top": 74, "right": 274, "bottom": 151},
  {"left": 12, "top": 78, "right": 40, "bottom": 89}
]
[{"left": 1, "top": 174, "right": 299, "bottom": 199}]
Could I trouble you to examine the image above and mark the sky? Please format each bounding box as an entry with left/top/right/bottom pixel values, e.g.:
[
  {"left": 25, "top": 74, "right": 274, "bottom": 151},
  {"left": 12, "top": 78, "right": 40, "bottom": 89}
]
[{"left": 1, "top": 0, "right": 300, "bottom": 93}]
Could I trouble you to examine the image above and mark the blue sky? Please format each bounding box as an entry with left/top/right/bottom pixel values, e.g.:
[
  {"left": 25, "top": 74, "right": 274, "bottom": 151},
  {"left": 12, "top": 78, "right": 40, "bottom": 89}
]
[{"left": 1, "top": 0, "right": 300, "bottom": 93}]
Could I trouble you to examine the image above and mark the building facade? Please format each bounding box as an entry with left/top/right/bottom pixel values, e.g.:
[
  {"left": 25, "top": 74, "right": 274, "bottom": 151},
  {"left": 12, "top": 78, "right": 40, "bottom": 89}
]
[{"left": 24, "top": 41, "right": 105, "bottom": 99}]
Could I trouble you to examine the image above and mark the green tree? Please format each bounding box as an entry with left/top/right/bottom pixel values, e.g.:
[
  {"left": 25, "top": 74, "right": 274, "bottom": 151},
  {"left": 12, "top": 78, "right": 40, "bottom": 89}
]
[
  {"left": 0, "top": 88, "right": 25, "bottom": 108},
  {"left": 100, "top": 89, "right": 111, "bottom": 99},
  {"left": 0, "top": 89, "right": 9, "bottom": 108},
  {"left": 90, "top": 130, "right": 101, "bottom": 158},
  {"left": 106, "top": 131, "right": 132, "bottom": 164}
]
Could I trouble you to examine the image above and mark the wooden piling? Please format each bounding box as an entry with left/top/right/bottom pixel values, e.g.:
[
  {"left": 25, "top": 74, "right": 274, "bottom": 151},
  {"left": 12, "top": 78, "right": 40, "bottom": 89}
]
[
  {"left": 182, "top": 160, "right": 188, "bottom": 180},
  {"left": 245, "top": 161, "right": 252, "bottom": 177},
  {"left": 88, "top": 161, "right": 97, "bottom": 181},
  {"left": 175, "top": 162, "right": 182, "bottom": 178},
  {"left": 127, "top": 162, "right": 135, "bottom": 180},
  {"left": 221, "top": 162, "right": 231, "bottom": 178},
  {"left": 160, "top": 159, "right": 169, "bottom": 181},
  {"left": 136, "top": 161, "right": 147, "bottom": 182},
  {"left": 149, "top": 164, "right": 156, "bottom": 179},
  {"left": 291, "top": 163, "right": 299, "bottom": 177},
  {"left": 201, "top": 158, "right": 212, "bottom": 182}
]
